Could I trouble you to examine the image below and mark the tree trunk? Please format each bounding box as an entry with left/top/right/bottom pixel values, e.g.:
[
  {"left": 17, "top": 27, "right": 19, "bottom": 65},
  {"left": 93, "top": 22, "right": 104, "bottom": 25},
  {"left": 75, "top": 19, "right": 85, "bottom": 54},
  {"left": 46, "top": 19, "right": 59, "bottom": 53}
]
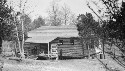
[
  {"left": 64, "top": 14, "right": 67, "bottom": 25},
  {"left": 113, "top": 48, "right": 116, "bottom": 58},
  {"left": 88, "top": 44, "right": 90, "bottom": 58},
  {"left": 21, "top": 20, "right": 25, "bottom": 59},
  {"left": 0, "top": 37, "right": 2, "bottom": 54},
  {"left": 15, "top": 22, "right": 25, "bottom": 58},
  {"left": 15, "top": 25, "right": 22, "bottom": 57},
  {"left": 102, "top": 39, "right": 105, "bottom": 59},
  {"left": 14, "top": 43, "right": 16, "bottom": 57}
]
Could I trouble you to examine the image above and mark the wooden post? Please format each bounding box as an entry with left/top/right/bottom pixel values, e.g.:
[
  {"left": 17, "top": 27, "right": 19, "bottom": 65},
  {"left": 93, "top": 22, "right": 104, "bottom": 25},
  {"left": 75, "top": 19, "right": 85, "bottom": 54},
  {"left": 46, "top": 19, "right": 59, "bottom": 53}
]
[
  {"left": 114, "top": 48, "right": 115, "bottom": 58},
  {"left": 21, "top": 19, "right": 25, "bottom": 58},
  {"left": 14, "top": 42, "right": 17, "bottom": 57},
  {"left": 0, "top": 38, "right": 2, "bottom": 54},
  {"left": 56, "top": 44, "right": 58, "bottom": 60},
  {"left": 48, "top": 43, "right": 50, "bottom": 58},
  {"left": 87, "top": 42, "right": 90, "bottom": 59},
  {"left": 81, "top": 37, "right": 84, "bottom": 57},
  {"left": 88, "top": 44, "right": 90, "bottom": 58}
]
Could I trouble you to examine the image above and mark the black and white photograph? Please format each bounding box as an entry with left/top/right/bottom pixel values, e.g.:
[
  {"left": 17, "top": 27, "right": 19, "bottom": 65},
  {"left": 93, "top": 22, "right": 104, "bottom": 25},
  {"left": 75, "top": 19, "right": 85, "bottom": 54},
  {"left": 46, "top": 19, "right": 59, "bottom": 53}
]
[{"left": 0, "top": 0, "right": 125, "bottom": 71}]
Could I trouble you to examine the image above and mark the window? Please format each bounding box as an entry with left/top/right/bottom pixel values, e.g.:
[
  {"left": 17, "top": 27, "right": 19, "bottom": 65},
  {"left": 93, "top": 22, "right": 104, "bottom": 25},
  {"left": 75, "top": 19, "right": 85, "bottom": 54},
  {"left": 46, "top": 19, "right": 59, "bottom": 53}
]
[
  {"left": 59, "top": 40, "right": 63, "bottom": 45},
  {"left": 70, "top": 39, "right": 74, "bottom": 45}
]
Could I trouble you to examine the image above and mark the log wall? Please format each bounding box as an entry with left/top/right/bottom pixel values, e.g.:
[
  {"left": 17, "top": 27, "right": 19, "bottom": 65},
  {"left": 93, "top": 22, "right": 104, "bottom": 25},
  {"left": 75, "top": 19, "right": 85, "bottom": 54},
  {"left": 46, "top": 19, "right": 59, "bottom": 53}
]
[{"left": 51, "top": 38, "right": 84, "bottom": 57}]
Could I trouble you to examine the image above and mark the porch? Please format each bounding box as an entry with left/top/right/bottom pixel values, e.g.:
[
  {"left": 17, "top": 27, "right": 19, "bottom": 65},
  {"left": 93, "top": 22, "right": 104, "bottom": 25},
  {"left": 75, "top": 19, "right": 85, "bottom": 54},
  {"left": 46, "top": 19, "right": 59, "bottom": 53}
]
[{"left": 25, "top": 36, "right": 57, "bottom": 59}]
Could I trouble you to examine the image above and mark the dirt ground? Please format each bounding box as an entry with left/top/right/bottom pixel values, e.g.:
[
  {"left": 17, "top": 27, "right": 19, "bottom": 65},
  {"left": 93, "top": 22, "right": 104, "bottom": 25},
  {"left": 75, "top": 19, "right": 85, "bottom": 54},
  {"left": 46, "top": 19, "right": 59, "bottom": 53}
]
[
  {"left": 2, "top": 59, "right": 104, "bottom": 71},
  {"left": 1, "top": 55, "right": 125, "bottom": 71}
]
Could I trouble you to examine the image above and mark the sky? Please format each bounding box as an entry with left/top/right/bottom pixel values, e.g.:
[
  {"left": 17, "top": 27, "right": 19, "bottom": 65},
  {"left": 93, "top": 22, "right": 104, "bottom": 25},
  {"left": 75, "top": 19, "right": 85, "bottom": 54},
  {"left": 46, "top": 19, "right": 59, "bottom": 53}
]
[{"left": 7, "top": 0, "right": 98, "bottom": 20}]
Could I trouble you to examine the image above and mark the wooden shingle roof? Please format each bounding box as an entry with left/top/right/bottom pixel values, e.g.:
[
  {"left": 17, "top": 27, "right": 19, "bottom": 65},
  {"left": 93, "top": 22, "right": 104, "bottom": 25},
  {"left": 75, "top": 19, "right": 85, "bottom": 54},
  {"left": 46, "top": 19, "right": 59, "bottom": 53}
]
[{"left": 25, "top": 25, "right": 79, "bottom": 43}]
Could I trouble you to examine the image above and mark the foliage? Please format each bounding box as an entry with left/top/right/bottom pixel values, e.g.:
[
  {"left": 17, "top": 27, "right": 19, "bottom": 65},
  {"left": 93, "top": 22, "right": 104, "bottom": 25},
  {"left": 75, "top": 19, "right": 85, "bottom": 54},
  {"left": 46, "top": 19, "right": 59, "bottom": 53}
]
[
  {"left": 93, "top": 0, "right": 124, "bottom": 41},
  {"left": 0, "top": 0, "right": 15, "bottom": 41},
  {"left": 1, "top": 22, "right": 15, "bottom": 41},
  {"left": 91, "top": 0, "right": 125, "bottom": 41},
  {"left": 77, "top": 13, "right": 101, "bottom": 57},
  {"left": 77, "top": 13, "right": 100, "bottom": 38},
  {"left": 16, "top": 14, "right": 32, "bottom": 41},
  {"left": 31, "top": 16, "right": 45, "bottom": 30},
  {"left": 86, "top": 0, "right": 125, "bottom": 55},
  {"left": 21, "top": 14, "right": 32, "bottom": 32}
]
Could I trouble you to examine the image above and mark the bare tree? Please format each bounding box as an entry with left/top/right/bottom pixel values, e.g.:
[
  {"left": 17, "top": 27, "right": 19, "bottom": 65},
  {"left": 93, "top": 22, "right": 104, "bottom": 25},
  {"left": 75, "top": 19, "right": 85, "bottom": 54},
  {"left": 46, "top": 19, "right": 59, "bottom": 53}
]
[
  {"left": 47, "top": 1, "right": 77, "bottom": 26},
  {"left": 47, "top": 0, "right": 62, "bottom": 26},
  {"left": 61, "top": 4, "right": 77, "bottom": 25},
  {"left": 69, "top": 13, "right": 77, "bottom": 25},
  {"left": 9, "top": 0, "right": 32, "bottom": 58},
  {"left": 61, "top": 4, "right": 71, "bottom": 25}
]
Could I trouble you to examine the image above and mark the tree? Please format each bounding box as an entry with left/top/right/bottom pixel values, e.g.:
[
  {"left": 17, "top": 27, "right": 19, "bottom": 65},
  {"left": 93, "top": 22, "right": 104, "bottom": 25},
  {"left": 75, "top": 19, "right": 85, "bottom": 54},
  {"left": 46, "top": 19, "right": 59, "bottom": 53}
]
[
  {"left": 77, "top": 13, "right": 99, "bottom": 37},
  {"left": 69, "top": 13, "right": 77, "bottom": 25},
  {"left": 30, "top": 16, "right": 45, "bottom": 30},
  {"left": 16, "top": 14, "right": 31, "bottom": 40},
  {"left": 104, "top": 0, "right": 125, "bottom": 54},
  {"left": 0, "top": 0, "right": 15, "bottom": 53},
  {"left": 17, "top": 0, "right": 29, "bottom": 58},
  {"left": 77, "top": 13, "right": 100, "bottom": 58},
  {"left": 87, "top": 0, "right": 124, "bottom": 40},
  {"left": 47, "top": 1, "right": 77, "bottom": 26},
  {"left": 61, "top": 4, "right": 71, "bottom": 25},
  {"left": 47, "top": 0, "right": 62, "bottom": 26},
  {"left": 20, "top": 14, "right": 32, "bottom": 32},
  {"left": 61, "top": 4, "right": 77, "bottom": 25},
  {"left": 7, "top": 0, "right": 32, "bottom": 58},
  {"left": 87, "top": 0, "right": 125, "bottom": 57}
]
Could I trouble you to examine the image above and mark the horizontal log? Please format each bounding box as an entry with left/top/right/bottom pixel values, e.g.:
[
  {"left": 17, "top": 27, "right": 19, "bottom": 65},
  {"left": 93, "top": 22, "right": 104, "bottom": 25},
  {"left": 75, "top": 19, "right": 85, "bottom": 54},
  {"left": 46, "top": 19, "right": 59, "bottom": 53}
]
[
  {"left": 58, "top": 45, "right": 82, "bottom": 48},
  {"left": 58, "top": 47, "right": 83, "bottom": 51},
  {"left": 58, "top": 50, "right": 83, "bottom": 55},
  {"left": 61, "top": 51, "right": 83, "bottom": 54},
  {"left": 58, "top": 48, "right": 82, "bottom": 51},
  {"left": 62, "top": 48, "right": 83, "bottom": 51},
  {"left": 51, "top": 39, "right": 81, "bottom": 44},
  {"left": 60, "top": 51, "right": 83, "bottom": 54},
  {"left": 60, "top": 49, "right": 83, "bottom": 52},
  {"left": 58, "top": 47, "right": 83, "bottom": 50},
  {"left": 61, "top": 53, "right": 83, "bottom": 57}
]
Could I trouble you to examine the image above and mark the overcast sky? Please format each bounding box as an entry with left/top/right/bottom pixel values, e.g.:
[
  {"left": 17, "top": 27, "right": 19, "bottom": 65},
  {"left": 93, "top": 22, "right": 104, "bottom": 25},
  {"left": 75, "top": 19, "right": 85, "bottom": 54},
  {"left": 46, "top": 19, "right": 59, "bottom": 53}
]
[{"left": 7, "top": 0, "right": 98, "bottom": 19}]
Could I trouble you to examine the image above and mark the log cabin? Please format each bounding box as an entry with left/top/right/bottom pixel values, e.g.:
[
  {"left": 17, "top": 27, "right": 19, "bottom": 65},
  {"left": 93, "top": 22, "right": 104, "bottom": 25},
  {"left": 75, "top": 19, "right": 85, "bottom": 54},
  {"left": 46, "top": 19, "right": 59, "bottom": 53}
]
[{"left": 25, "top": 25, "right": 96, "bottom": 59}]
